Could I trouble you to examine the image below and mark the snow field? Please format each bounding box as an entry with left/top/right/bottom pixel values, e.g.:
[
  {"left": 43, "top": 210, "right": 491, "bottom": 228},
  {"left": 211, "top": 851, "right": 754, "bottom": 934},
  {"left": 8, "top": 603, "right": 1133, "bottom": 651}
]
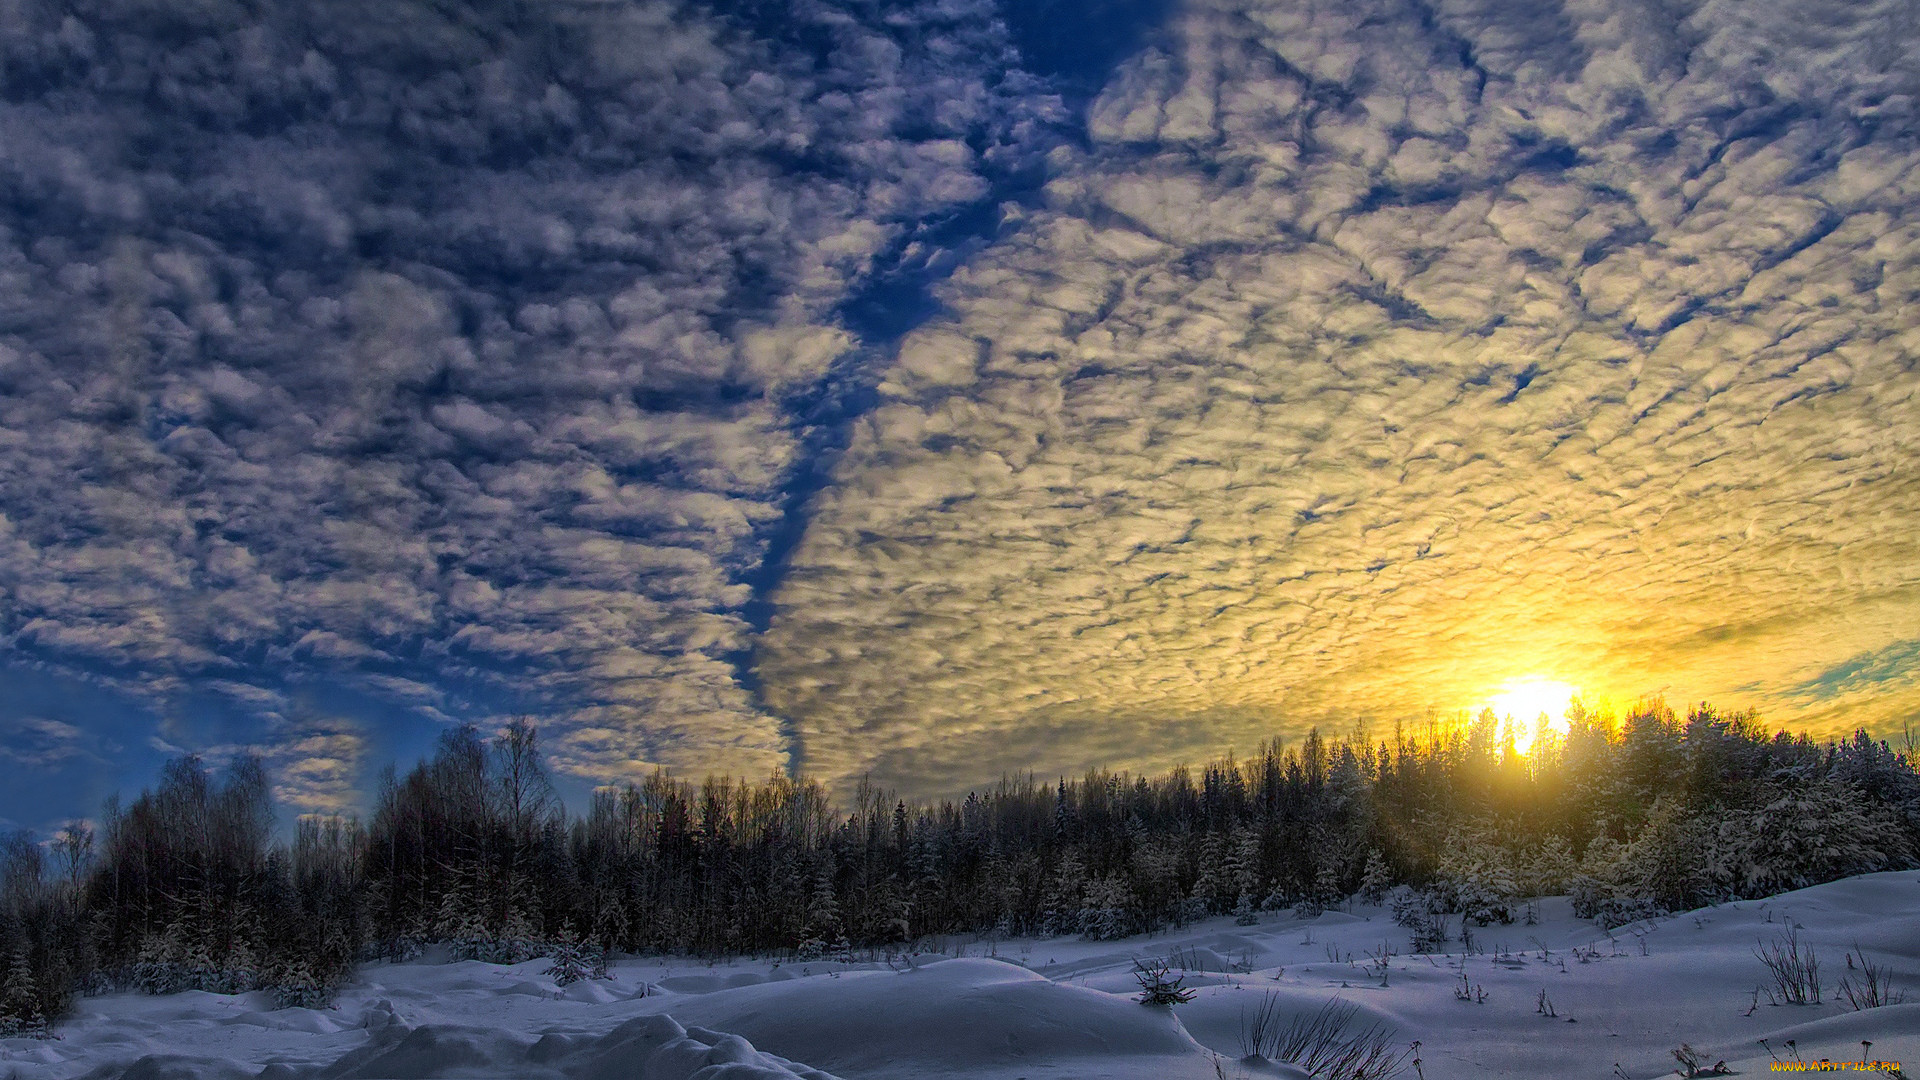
[{"left": 3, "top": 872, "right": 1916, "bottom": 1080}]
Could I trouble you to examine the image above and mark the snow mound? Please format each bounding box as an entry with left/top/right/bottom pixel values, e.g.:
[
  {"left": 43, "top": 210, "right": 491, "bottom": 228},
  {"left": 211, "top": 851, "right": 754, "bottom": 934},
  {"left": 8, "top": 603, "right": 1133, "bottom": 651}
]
[
  {"left": 556, "top": 979, "right": 626, "bottom": 1004},
  {"left": 1306, "top": 910, "right": 1366, "bottom": 925},
  {"left": 566, "top": 1015, "right": 840, "bottom": 1080},
  {"left": 644, "top": 956, "right": 1223, "bottom": 1078},
  {"left": 655, "top": 972, "right": 777, "bottom": 994},
  {"left": 70, "top": 1014, "right": 838, "bottom": 1080},
  {"left": 223, "top": 1008, "right": 352, "bottom": 1034},
  {"left": 498, "top": 979, "right": 561, "bottom": 999}
]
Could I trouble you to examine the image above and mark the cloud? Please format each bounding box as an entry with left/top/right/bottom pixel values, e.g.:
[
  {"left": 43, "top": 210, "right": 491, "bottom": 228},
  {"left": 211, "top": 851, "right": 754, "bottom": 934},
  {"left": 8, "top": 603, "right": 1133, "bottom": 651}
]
[
  {"left": 0, "top": 715, "right": 106, "bottom": 770},
  {"left": 758, "top": 0, "right": 1920, "bottom": 799},
  {"left": 0, "top": 0, "right": 1051, "bottom": 803},
  {"left": 5, "top": 0, "right": 1916, "bottom": 815}
]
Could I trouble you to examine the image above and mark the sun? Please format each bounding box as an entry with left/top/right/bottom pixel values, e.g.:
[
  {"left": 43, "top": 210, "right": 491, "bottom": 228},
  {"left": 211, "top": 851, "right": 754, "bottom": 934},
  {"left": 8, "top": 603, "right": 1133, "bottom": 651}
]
[{"left": 1486, "top": 679, "right": 1579, "bottom": 754}]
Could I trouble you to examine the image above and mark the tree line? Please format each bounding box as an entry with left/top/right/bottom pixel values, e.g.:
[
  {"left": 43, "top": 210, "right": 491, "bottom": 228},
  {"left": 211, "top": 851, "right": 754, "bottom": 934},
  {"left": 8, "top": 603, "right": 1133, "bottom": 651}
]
[{"left": 3, "top": 700, "right": 1917, "bottom": 1034}]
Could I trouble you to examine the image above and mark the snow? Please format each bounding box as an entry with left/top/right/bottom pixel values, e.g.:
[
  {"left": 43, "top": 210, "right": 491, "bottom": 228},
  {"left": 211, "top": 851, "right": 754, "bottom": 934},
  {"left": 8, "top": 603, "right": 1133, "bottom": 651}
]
[{"left": 6, "top": 872, "right": 1918, "bottom": 1080}]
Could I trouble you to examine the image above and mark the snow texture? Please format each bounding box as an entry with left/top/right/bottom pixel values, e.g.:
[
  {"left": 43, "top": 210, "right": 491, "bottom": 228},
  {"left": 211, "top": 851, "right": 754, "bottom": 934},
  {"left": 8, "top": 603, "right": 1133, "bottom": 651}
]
[{"left": 4, "top": 872, "right": 1918, "bottom": 1080}]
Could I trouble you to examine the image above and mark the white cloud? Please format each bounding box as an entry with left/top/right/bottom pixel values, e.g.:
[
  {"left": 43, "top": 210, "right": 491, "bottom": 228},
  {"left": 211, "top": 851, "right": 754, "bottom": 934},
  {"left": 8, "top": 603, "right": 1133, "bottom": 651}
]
[
  {"left": 758, "top": 0, "right": 1920, "bottom": 800},
  {"left": 0, "top": 0, "right": 1048, "bottom": 800}
]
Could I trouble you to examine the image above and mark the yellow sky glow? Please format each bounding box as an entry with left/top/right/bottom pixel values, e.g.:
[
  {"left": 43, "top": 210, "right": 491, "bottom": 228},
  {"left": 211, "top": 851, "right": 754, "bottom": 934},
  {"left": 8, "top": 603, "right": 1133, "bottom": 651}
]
[{"left": 1486, "top": 679, "right": 1581, "bottom": 754}]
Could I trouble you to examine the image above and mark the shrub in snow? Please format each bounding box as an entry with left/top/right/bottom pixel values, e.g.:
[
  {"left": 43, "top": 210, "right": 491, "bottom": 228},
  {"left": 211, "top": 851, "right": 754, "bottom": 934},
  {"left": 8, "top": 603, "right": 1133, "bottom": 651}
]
[
  {"left": 1240, "top": 994, "right": 1410, "bottom": 1080},
  {"left": 1567, "top": 876, "right": 1667, "bottom": 929},
  {"left": 1520, "top": 836, "right": 1577, "bottom": 896},
  {"left": 1175, "top": 892, "right": 1212, "bottom": 929},
  {"left": 436, "top": 890, "right": 492, "bottom": 963},
  {"left": 1434, "top": 832, "right": 1517, "bottom": 926},
  {"left": 794, "top": 934, "right": 853, "bottom": 962},
  {"left": 543, "top": 924, "right": 607, "bottom": 985},
  {"left": 1080, "top": 906, "right": 1131, "bottom": 941},
  {"left": 1837, "top": 945, "right": 1909, "bottom": 1010},
  {"left": 1132, "top": 958, "right": 1195, "bottom": 1005},
  {"left": 545, "top": 941, "right": 593, "bottom": 986},
  {"left": 132, "top": 927, "right": 186, "bottom": 995},
  {"left": 364, "top": 935, "right": 426, "bottom": 965},
  {"left": 1389, "top": 887, "right": 1447, "bottom": 953},
  {"left": 1672, "top": 1043, "right": 1731, "bottom": 1077},
  {"left": 1754, "top": 928, "right": 1822, "bottom": 1006},
  {"left": 268, "top": 959, "right": 336, "bottom": 1010}
]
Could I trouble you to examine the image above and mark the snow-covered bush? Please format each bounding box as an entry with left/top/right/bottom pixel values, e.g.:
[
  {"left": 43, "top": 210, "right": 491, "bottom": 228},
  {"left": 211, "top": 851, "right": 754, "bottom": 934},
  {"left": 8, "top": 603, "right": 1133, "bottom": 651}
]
[
  {"left": 268, "top": 959, "right": 336, "bottom": 1010},
  {"left": 1389, "top": 887, "right": 1447, "bottom": 953},
  {"left": 545, "top": 941, "right": 592, "bottom": 986},
  {"left": 367, "top": 936, "right": 426, "bottom": 964},
  {"left": 1131, "top": 958, "right": 1195, "bottom": 1005},
  {"left": 1567, "top": 875, "right": 1667, "bottom": 929},
  {"left": 1434, "top": 831, "right": 1517, "bottom": 926},
  {"left": 1520, "top": 836, "right": 1576, "bottom": 897},
  {"left": 794, "top": 934, "right": 852, "bottom": 961},
  {"left": 1175, "top": 891, "right": 1212, "bottom": 929}
]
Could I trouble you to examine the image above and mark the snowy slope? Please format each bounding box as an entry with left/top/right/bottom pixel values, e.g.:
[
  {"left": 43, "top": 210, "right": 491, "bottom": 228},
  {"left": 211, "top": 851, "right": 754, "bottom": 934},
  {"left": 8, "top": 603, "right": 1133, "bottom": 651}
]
[{"left": 6, "top": 871, "right": 1917, "bottom": 1080}]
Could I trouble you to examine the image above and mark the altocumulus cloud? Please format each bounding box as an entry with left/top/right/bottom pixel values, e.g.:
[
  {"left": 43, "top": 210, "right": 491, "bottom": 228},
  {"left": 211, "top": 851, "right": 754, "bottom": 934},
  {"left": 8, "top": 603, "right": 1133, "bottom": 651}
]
[
  {"left": 3, "top": 0, "right": 1917, "bottom": 816},
  {"left": 759, "top": 0, "right": 1920, "bottom": 799},
  {"left": 0, "top": 0, "right": 1055, "bottom": 812}
]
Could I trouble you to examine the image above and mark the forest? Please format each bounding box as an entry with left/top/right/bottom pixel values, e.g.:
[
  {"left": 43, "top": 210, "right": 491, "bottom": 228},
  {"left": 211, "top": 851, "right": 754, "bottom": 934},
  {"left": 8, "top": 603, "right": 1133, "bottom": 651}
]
[{"left": 3, "top": 698, "right": 1917, "bottom": 1035}]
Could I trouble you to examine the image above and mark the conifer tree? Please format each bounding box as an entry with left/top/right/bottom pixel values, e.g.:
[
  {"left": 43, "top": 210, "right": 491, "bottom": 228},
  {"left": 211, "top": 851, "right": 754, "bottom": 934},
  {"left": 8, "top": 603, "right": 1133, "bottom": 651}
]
[
  {"left": 1359, "top": 849, "right": 1393, "bottom": 905},
  {"left": 2, "top": 947, "right": 42, "bottom": 1033},
  {"left": 1232, "top": 890, "right": 1259, "bottom": 926}
]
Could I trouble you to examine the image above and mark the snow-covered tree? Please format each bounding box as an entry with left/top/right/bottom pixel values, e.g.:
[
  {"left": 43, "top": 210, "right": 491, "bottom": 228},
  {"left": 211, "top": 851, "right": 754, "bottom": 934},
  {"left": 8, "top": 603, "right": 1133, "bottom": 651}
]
[
  {"left": 1190, "top": 830, "right": 1234, "bottom": 914},
  {"left": 1041, "top": 851, "right": 1087, "bottom": 937},
  {"left": 1358, "top": 849, "right": 1393, "bottom": 905},
  {"left": 1080, "top": 875, "right": 1133, "bottom": 940},
  {"left": 1, "top": 947, "right": 42, "bottom": 1032},
  {"left": 1232, "top": 890, "right": 1259, "bottom": 926},
  {"left": 1714, "top": 778, "right": 1914, "bottom": 898}
]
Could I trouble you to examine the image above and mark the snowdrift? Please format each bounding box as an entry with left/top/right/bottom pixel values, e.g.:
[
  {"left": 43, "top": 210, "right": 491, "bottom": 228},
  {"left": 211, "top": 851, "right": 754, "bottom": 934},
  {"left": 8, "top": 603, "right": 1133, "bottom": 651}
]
[{"left": 74, "top": 1013, "right": 838, "bottom": 1080}]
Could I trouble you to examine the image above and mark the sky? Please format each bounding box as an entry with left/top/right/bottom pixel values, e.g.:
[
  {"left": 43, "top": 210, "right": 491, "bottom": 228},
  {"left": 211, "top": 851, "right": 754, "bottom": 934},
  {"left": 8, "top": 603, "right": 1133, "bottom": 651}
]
[{"left": 1, "top": 0, "right": 1916, "bottom": 833}]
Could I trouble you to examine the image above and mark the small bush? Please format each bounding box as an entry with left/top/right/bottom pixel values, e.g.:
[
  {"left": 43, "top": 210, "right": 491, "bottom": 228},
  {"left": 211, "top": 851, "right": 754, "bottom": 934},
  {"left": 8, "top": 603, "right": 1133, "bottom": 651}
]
[
  {"left": 1241, "top": 995, "right": 1411, "bottom": 1080},
  {"left": 1133, "top": 959, "right": 1195, "bottom": 1005},
  {"left": 1755, "top": 928, "right": 1821, "bottom": 1005},
  {"left": 268, "top": 960, "right": 336, "bottom": 1010},
  {"left": 1672, "top": 1044, "right": 1731, "bottom": 1077},
  {"left": 1568, "top": 877, "right": 1667, "bottom": 928},
  {"left": 1837, "top": 945, "right": 1908, "bottom": 1010},
  {"left": 1389, "top": 888, "right": 1447, "bottom": 953}
]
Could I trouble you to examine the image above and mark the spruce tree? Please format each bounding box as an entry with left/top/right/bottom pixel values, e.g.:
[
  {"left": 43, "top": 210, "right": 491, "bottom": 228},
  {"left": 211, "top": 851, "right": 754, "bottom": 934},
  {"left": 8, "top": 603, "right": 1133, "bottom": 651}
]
[
  {"left": 1232, "top": 890, "right": 1258, "bottom": 926},
  {"left": 1359, "top": 849, "right": 1393, "bottom": 905},
  {"left": 2, "top": 947, "right": 42, "bottom": 1033}
]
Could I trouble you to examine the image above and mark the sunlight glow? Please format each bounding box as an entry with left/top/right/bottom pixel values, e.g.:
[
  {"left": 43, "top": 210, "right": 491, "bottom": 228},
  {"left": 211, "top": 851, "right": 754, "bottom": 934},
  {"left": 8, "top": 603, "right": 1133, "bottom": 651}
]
[{"left": 1487, "top": 679, "right": 1580, "bottom": 754}]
